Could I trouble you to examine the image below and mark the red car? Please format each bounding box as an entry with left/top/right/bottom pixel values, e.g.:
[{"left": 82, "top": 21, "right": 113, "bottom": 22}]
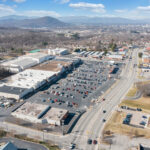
[
  {"left": 93, "top": 140, "right": 97, "bottom": 145},
  {"left": 102, "top": 98, "right": 105, "bottom": 101}
]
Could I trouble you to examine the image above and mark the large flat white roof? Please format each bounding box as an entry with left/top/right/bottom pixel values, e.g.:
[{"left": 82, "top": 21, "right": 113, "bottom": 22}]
[
  {"left": 1, "top": 53, "right": 52, "bottom": 70},
  {"left": 2, "top": 69, "right": 58, "bottom": 89}
]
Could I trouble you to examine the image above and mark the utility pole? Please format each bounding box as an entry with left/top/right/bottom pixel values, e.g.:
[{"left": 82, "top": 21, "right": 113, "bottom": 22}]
[
  {"left": 61, "top": 120, "right": 64, "bottom": 135},
  {"left": 43, "top": 131, "right": 44, "bottom": 141}
]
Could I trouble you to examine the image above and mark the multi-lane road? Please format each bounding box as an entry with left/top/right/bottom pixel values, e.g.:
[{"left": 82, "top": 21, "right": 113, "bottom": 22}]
[{"left": 58, "top": 48, "right": 139, "bottom": 150}]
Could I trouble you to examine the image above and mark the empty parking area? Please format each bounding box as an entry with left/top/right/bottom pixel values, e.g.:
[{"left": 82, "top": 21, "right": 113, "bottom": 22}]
[{"left": 28, "top": 60, "right": 121, "bottom": 112}]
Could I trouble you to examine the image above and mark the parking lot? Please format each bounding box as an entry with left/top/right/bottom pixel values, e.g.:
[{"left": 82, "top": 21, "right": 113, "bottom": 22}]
[{"left": 27, "top": 60, "right": 122, "bottom": 112}]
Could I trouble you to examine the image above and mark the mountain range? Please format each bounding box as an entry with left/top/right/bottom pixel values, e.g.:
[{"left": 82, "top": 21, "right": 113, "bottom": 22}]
[
  {"left": 0, "top": 15, "right": 149, "bottom": 29},
  {"left": 59, "top": 16, "right": 150, "bottom": 25},
  {"left": 0, "top": 16, "right": 69, "bottom": 29}
]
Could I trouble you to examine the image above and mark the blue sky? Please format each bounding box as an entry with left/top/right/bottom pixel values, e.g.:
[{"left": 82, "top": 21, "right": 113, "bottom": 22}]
[{"left": 0, "top": 0, "right": 150, "bottom": 19}]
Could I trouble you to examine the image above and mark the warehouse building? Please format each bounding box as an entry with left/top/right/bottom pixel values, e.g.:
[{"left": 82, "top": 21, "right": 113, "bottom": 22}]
[
  {"left": 0, "top": 69, "right": 58, "bottom": 99},
  {"left": 12, "top": 102, "right": 68, "bottom": 126},
  {"left": 107, "top": 54, "right": 123, "bottom": 60},
  {"left": 48, "top": 48, "right": 69, "bottom": 56},
  {"left": 1, "top": 53, "right": 53, "bottom": 73},
  {"left": 0, "top": 85, "right": 30, "bottom": 100},
  {"left": 12, "top": 102, "right": 50, "bottom": 123}
]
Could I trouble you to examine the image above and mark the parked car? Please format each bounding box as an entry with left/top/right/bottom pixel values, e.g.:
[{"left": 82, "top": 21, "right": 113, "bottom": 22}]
[
  {"left": 140, "top": 121, "right": 146, "bottom": 126},
  {"left": 137, "top": 108, "right": 142, "bottom": 111}
]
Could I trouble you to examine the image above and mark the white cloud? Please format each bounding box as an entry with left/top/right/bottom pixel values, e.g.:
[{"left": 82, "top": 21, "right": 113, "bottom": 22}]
[
  {"left": 54, "top": 0, "right": 70, "bottom": 4},
  {"left": 115, "top": 9, "right": 127, "bottom": 13},
  {"left": 1, "top": 0, "right": 26, "bottom": 3},
  {"left": 0, "top": 4, "right": 16, "bottom": 16},
  {"left": 69, "top": 2, "right": 106, "bottom": 13},
  {"left": 12, "top": 0, "right": 26, "bottom": 3},
  {"left": 137, "top": 6, "right": 150, "bottom": 12},
  {"left": 60, "top": 0, "right": 70, "bottom": 4},
  {"left": 21, "top": 10, "right": 60, "bottom": 17}
]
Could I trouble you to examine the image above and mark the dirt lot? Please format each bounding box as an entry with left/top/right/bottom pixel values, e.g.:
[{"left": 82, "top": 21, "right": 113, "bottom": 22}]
[
  {"left": 120, "top": 97, "right": 150, "bottom": 113},
  {"left": 103, "top": 111, "right": 150, "bottom": 138}
]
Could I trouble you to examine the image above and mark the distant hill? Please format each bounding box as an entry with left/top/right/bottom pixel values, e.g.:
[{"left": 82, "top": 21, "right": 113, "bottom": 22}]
[
  {"left": 59, "top": 16, "right": 150, "bottom": 25},
  {"left": 0, "top": 15, "right": 32, "bottom": 20},
  {"left": 0, "top": 15, "right": 149, "bottom": 28},
  {"left": 0, "top": 16, "right": 70, "bottom": 28}
]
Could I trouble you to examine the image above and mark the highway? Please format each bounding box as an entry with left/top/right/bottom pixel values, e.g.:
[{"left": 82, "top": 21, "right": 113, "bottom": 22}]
[{"left": 61, "top": 48, "right": 139, "bottom": 150}]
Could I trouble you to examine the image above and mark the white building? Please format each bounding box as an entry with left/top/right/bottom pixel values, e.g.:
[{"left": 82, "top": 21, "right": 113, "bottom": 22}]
[
  {"left": 0, "top": 85, "right": 31, "bottom": 100},
  {"left": 107, "top": 54, "right": 123, "bottom": 60},
  {"left": 0, "top": 69, "right": 58, "bottom": 99},
  {"left": 12, "top": 102, "right": 50, "bottom": 123},
  {"left": 1, "top": 53, "right": 52, "bottom": 73},
  {"left": 48, "top": 48, "right": 69, "bottom": 56},
  {"left": 12, "top": 102, "right": 68, "bottom": 126}
]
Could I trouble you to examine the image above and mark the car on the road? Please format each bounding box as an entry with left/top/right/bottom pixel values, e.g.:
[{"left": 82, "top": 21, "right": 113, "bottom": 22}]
[
  {"left": 102, "top": 98, "right": 105, "bottom": 101},
  {"left": 69, "top": 143, "right": 76, "bottom": 149},
  {"left": 93, "top": 140, "right": 97, "bottom": 145},
  {"left": 102, "top": 119, "right": 106, "bottom": 122},
  {"left": 87, "top": 139, "right": 92, "bottom": 144},
  {"left": 103, "top": 110, "right": 106, "bottom": 113}
]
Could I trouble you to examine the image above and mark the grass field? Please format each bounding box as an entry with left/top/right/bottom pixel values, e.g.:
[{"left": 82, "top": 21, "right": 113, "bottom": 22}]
[
  {"left": 126, "top": 86, "right": 137, "bottom": 97},
  {"left": 103, "top": 111, "right": 150, "bottom": 139},
  {"left": 120, "top": 97, "right": 150, "bottom": 113}
]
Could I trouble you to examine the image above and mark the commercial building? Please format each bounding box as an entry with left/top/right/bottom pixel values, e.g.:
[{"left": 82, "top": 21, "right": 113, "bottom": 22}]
[
  {"left": 42, "top": 107, "right": 68, "bottom": 126},
  {"left": 48, "top": 48, "right": 69, "bottom": 56},
  {"left": 0, "top": 53, "right": 53, "bottom": 73},
  {"left": 12, "top": 102, "right": 50, "bottom": 123},
  {"left": 0, "top": 85, "right": 30, "bottom": 100},
  {"left": 142, "top": 54, "right": 150, "bottom": 64},
  {"left": 12, "top": 102, "right": 68, "bottom": 126},
  {"left": 0, "top": 69, "right": 58, "bottom": 99},
  {"left": 107, "top": 54, "right": 123, "bottom": 60}
]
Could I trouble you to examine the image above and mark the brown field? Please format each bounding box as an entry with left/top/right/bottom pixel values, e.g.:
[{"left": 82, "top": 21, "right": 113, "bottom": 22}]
[
  {"left": 103, "top": 111, "right": 150, "bottom": 138},
  {"left": 120, "top": 97, "right": 150, "bottom": 113}
]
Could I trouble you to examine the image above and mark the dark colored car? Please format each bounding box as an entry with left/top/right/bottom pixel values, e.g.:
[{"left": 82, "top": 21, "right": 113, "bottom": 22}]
[
  {"left": 103, "top": 119, "right": 106, "bottom": 122},
  {"left": 137, "top": 108, "right": 142, "bottom": 111},
  {"left": 87, "top": 139, "right": 92, "bottom": 144},
  {"left": 103, "top": 110, "right": 106, "bottom": 113}
]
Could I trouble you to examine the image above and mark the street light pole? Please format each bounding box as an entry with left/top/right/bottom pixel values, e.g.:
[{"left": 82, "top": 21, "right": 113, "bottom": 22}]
[
  {"left": 61, "top": 120, "right": 64, "bottom": 135},
  {"left": 43, "top": 131, "right": 44, "bottom": 141}
]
